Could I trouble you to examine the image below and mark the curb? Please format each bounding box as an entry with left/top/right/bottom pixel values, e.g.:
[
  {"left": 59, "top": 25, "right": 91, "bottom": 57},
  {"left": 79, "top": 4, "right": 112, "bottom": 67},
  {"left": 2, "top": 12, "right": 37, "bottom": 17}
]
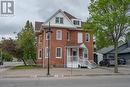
[{"left": 1, "top": 73, "right": 130, "bottom": 79}]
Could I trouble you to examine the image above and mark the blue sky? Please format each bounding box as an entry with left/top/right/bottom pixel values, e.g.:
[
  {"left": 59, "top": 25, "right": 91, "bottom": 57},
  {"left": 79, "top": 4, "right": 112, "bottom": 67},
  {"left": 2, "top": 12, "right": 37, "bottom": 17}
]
[{"left": 0, "top": 0, "right": 90, "bottom": 40}]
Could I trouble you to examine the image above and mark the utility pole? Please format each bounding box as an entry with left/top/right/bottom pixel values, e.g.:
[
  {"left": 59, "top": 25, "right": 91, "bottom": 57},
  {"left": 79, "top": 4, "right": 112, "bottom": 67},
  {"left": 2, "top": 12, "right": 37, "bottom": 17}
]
[{"left": 46, "top": 22, "right": 52, "bottom": 76}]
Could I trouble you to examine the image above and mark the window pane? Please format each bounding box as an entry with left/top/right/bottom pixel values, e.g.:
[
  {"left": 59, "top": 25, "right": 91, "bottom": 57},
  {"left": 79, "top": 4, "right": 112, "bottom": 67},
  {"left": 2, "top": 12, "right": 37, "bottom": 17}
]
[
  {"left": 56, "top": 48, "right": 61, "bottom": 57},
  {"left": 67, "top": 32, "right": 71, "bottom": 41},
  {"left": 60, "top": 18, "right": 63, "bottom": 24},
  {"left": 56, "top": 31, "right": 62, "bottom": 40},
  {"left": 55, "top": 17, "right": 59, "bottom": 23},
  {"left": 39, "top": 50, "right": 42, "bottom": 58},
  {"left": 86, "top": 33, "right": 90, "bottom": 41}
]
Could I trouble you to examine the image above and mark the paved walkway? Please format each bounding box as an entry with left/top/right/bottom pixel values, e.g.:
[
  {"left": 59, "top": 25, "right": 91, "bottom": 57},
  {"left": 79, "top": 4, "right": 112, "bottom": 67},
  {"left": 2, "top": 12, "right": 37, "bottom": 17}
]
[{"left": 0, "top": 66, "right": 130, "bottom": 78}]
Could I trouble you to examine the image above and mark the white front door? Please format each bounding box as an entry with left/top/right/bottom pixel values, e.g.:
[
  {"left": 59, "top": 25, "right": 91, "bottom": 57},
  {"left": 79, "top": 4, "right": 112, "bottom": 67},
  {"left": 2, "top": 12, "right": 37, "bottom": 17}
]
[{"left": 67, "top": 48, "right": 78, "bottom": 68}]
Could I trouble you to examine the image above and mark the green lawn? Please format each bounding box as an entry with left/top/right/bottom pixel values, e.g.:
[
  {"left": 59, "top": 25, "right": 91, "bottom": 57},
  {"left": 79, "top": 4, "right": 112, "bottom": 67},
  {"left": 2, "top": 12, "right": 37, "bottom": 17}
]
[{"left": 12, "top": 65, "right": 42, "bottom": 69}]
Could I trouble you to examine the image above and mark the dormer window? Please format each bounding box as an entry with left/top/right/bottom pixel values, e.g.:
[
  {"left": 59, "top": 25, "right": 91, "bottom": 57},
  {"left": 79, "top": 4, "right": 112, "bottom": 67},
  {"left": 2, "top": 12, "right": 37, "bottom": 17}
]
[
  {"left": 72, "top": 19, "right": 81, "bottom": 27},
  {"left": 73, "top": 20, "right": 79, "bottom": 25},
  {"left": 55, "top": 17, "right": 63, "bottom": 24}
]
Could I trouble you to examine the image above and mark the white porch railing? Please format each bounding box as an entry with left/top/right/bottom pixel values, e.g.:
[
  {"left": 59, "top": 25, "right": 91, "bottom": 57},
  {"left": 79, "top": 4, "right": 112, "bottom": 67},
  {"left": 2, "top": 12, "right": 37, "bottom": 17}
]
[{"left": 67, "top": 56, "right": 97, "bottom": 69}]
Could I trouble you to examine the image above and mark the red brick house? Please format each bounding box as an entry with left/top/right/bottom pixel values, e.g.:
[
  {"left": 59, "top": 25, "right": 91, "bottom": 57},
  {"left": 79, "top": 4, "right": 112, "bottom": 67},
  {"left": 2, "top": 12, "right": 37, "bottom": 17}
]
[{"left": 35, "top": 9, "right": 94, "bottom": 68}]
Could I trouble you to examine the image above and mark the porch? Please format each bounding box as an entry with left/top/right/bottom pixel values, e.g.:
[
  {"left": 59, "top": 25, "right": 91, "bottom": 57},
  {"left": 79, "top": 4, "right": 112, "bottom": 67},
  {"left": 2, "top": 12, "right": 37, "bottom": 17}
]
[{"left": 66, "top": 43, "right": 92, "bottom": 68}]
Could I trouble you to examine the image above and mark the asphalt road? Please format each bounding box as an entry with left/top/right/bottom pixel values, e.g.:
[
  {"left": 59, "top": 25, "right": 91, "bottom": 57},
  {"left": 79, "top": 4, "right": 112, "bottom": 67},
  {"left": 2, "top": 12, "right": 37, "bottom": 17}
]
[{"left": 0, "top": 75, "right": 130, "bottom": 87}]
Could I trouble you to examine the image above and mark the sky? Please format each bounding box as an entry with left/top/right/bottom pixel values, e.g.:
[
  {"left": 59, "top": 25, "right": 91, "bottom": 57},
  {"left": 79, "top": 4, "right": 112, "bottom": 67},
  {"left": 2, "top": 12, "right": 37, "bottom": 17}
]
[{"left": 0, "top": 0, "right": 90, "bottom": 40}]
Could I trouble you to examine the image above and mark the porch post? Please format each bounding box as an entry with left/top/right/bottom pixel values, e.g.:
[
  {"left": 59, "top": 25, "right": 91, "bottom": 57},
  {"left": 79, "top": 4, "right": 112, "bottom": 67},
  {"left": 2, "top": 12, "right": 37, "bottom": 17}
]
[{"left": 77, "top": 48, "right": 79, "bottom": 64}]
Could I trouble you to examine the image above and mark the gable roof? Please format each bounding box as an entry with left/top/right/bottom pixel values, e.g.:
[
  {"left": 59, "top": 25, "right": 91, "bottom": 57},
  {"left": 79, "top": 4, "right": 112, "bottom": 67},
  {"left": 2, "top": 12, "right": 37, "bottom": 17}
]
[
  {"left": 63, "top": 11, "right": 77, "bottom": 20},
  {"left": 119, "top": 47, "right": 130, "bottom": 54},
  {"left": 44, "top": 9, "right": 77, "bottom": 28},
  {"left": 97, "top": 41, "right": 125, "bottom": 54}
]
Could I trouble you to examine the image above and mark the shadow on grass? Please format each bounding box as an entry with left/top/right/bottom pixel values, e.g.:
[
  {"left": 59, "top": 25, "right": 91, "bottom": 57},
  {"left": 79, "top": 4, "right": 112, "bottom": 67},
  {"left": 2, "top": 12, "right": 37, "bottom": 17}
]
[{"left": 11, "top": 65, "right": 42, "bottom": 69}]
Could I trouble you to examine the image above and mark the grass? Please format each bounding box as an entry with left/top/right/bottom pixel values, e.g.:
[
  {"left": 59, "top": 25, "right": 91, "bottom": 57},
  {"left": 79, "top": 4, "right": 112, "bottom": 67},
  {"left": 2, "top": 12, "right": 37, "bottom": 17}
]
[{"left": 12, "top": 65, "right": 42, "bottom": 69}]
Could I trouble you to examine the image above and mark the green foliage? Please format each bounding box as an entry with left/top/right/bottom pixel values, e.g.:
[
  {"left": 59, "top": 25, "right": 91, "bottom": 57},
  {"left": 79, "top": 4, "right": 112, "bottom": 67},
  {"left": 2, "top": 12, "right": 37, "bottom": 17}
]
[
  {"left": 17, "top": 20, "right": 36, "bottom": 65},
  {"left": 2, "top": 52, "right": 13, "bottom": 61},
  {"left": 83, "top": 0, "right": 130, "bottom": 49},
  {"left": 0, "top": 39, "right": 16, "bottom": 56},
  {"left": 87, "top": 0, "right": 130, "bottom": 73}
]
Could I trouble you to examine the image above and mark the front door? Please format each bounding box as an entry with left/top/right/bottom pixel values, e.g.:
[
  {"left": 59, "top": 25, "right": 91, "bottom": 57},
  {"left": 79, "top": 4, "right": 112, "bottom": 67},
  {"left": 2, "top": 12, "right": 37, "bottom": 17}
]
[
  {"left": 67, "top": 48, "right": 78, "bottom": 68},
  {"left": 72, "top": 49, "right": 78, "bottom": 68}
]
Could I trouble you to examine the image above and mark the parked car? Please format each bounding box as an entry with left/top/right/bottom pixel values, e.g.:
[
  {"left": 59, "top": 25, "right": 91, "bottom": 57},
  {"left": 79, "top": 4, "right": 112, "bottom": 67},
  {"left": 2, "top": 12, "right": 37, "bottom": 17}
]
[
  {"left": 99, "top": 58, "right": 126, "bottom": 67},
  {"left": 99, "top": 59, "right": 115, "bottom": 67},
  {"left": 118, "top": 58, "right": 126, "bottom": 65}
]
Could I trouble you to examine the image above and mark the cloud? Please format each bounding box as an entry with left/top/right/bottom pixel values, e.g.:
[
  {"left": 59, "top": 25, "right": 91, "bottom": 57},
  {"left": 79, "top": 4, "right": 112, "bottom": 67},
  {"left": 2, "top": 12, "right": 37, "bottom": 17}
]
[{"left": 0, "top": 0, "right": 90, "bottom": 40}]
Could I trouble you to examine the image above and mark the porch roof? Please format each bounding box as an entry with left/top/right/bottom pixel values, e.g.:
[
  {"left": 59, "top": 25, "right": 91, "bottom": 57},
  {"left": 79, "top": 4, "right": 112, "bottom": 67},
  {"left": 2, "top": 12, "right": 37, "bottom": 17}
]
[{"left": 65, "top": 43, "right": 87, "bottom": 49}]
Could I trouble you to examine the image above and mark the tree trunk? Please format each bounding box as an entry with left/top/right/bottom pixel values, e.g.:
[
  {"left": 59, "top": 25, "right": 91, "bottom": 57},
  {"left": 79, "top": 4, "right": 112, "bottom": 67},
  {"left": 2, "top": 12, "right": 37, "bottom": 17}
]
[
  {"left": 32, "top": 58, "right": 36, "bottom": 64},
  {"left": 114, "top": 43, "right": 118, "bottom": 73},
  {"left": 21, "top": 57, "right": 27, "bottom": 66}
]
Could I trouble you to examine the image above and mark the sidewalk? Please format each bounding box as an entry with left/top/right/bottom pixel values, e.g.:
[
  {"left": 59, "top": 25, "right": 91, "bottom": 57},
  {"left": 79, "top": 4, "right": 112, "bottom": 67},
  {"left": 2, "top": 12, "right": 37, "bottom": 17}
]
[{"left": 0, "top": 66, "right": 130, "bottom": 78}]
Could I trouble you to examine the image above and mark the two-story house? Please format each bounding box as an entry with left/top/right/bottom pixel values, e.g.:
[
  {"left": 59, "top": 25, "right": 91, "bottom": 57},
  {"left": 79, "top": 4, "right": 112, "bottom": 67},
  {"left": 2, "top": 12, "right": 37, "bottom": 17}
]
[{"left": 35, "top": 9, "right": 94, "bottom": 68}]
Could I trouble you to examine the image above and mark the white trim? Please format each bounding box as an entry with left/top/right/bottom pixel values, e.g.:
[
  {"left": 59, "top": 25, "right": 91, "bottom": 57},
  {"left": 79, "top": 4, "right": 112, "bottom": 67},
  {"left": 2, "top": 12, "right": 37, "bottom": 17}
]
[
  {"left": 38, "top": 49, "right": 42, "bottom": 59},
  {"left": 56, "top": 47, "right": 62, "bottom": 58},
  {"left": 71, "top": 19, "right": 81, "bottom": 27},
  {"left": 56, "top": 30, "right": 62, "bottom": 40},
  {"left": 45, "top": 47, "right": 49, "bottom": 58},
  {"left": 78, "top": 32, "right": 83, "bottom": 43},
  {"left": 55, "top": 17, "right": 64, "bottom": 24},
  {"left": 86, "top": 33, "right": 90, "bottom": 42},
  {"left": 44, "top": 9, "right": 76, "bottom": 28}
]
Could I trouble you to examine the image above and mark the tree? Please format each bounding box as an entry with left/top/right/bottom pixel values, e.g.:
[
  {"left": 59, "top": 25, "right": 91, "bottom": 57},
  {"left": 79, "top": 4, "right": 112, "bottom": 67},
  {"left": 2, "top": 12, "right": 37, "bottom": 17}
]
[
  {"left": 17, "top": 20, "right": 36, "bottom": 65},
  {"left": 87, "top": 0, "right": 130, "bottom": 73},
  {"left": 0, "top": 38, "right": 16, "bottom": 55}
]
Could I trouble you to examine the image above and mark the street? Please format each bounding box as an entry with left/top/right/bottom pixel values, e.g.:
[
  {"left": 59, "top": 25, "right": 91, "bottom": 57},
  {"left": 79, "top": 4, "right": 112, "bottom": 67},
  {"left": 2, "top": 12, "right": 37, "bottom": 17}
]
[{"left": 0, "top": 75, "right": 130, "bottom": 87}]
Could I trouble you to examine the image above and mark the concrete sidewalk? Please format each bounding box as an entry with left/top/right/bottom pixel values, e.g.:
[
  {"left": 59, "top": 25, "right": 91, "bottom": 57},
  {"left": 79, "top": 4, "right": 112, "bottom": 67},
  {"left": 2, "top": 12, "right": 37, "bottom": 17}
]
[{"left": 0, "top": 66, "right": 130, "bottom": 78}]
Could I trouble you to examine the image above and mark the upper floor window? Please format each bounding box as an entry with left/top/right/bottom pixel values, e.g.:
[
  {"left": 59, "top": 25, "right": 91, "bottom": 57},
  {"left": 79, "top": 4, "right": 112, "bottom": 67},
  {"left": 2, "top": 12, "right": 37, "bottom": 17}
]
[
  {"left": 73, "top": 20, "right": 79, "bottom": 25},
  {"left": 78, "top": 32, "right": 83, "bottom": 43},
  {"left": 86, "top": 33, "right": 90, "bottom": 42},
  {"left": 56, "top": 30, "right": 62, "bottom": 40},
  {"left": 67, "top": 32, "right": 71, "bottom": 41},
  {"left": 55, "top": 17, "right": 64, "bottom": 24}
]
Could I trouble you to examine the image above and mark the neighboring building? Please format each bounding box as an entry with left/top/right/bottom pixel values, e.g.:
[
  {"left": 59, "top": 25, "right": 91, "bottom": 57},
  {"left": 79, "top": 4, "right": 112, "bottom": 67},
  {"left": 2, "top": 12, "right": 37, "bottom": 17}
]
[
  {"left": 97, "top": 40, "right": 130, "bottom": 64},
  {"left": 35, "top": 9, "right": 94, "bottom": 68}
]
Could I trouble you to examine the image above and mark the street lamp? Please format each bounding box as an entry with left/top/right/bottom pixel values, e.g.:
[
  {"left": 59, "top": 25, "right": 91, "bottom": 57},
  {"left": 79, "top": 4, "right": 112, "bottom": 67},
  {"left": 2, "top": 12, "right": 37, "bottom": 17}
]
[{"left": 46, "top": 22, "right": 52, "bottom": 76}]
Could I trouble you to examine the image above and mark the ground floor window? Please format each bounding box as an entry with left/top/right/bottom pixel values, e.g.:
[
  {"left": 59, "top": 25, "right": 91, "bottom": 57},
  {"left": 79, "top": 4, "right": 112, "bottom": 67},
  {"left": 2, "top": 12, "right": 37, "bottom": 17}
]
[
  {"left": 38, "top": 49, "right": 42, "bottom": 59},
  {"left": 56, "top": 47, "right": 62, "bottom": 58}
]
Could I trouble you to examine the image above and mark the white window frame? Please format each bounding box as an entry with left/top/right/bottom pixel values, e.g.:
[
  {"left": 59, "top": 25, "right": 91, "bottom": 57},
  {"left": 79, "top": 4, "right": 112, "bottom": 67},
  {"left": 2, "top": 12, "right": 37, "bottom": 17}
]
[
  {"left": 56, "top": 47, "right": 62, "bottom": 58},
  {"left": 38, "top": 49, "right": 42, "bottom": 59},
  {"left": 72, "top": 19, "right": 81, "bottom": 27},
  {"left": 45, "top": 47, "right": 49, "bottom": 58},
  {"left": 86, "top": 33, "right": 90, "bottom": 42},
  {"left": 55, "top": 17, "right": 64, "bottom": 24},
  {"left": 67, "top": 32, "right": 71, "bottom": 41},
  {"left": 56, "top": 30, "right": 62, "bottom": 40},
  {"left": 78, "top": 32, "right": 83, "bottom": 43}
]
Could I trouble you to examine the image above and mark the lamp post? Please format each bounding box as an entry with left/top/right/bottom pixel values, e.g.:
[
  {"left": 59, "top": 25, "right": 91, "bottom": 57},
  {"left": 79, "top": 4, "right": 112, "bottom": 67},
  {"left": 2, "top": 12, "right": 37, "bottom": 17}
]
[{"left": 46, "top": 22, "right": 52, "bottom": 76}]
